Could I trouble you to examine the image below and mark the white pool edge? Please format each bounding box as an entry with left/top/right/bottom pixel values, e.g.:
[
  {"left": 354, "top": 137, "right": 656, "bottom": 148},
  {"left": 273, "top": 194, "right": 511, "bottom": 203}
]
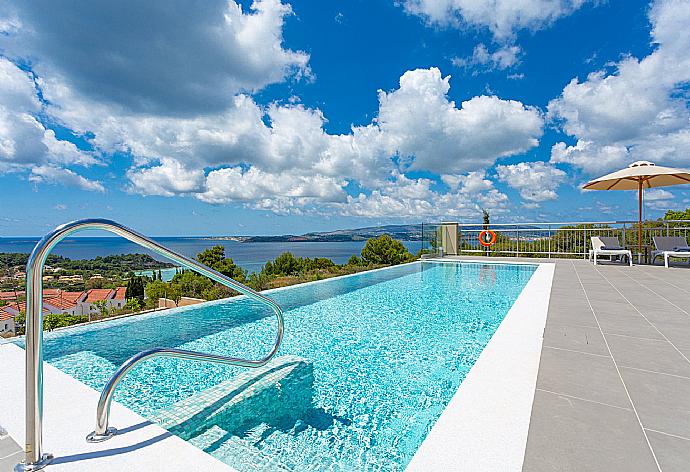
[
  {"left": 0, "top": 342, "right": 235, "bottom": 472},
  {"left": 406, "top": 262, "right": 555, "bottom": 472}
]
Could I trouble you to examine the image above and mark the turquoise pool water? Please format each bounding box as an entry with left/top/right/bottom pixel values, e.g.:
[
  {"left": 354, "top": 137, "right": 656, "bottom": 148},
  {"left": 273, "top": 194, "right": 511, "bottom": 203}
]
[{"left": 35, "top": 261, "right": 535, "bottom": 471}]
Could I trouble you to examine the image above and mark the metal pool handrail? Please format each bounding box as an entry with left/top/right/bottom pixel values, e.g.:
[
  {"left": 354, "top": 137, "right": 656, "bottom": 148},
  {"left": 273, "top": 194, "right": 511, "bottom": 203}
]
[{"left": 19, "top": 219, "right": 284, "bottom": 471}]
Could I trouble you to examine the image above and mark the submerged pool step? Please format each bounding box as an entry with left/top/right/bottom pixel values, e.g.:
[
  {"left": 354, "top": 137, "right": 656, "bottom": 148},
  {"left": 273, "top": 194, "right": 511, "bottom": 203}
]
[
  {"left": 190, "top": 425, "right": 292, "bottom": 471},
  {"left": 154, "top": 354, "right": 314, "bottom": 440}
]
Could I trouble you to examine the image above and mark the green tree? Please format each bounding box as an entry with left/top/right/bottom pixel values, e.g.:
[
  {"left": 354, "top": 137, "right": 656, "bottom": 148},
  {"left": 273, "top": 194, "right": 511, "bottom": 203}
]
[
  {"left": 92, "top": 300, "right": 110, "bottom": 318},
  {"left": 124, "top": 298, "right": 142, "bottom": 313},
  {"left": 125, "top": 276, "right": 145, "bottom": 303},
  {"left": 482, "top": 209, "right": 491, "bottom": 228},
  {"left": 145, "top": 280, "right": 169, "bottom": 302},
  {"left": 170, "top": 271, "right": 213, "bottom": 299},
  {"left": 664, "top": 208, "right": 690, "bottom": 220},
  {"left": 347, "top": 255, "right": 363, "bottom": 266},
  {"left": 264, "top": 252, "right": 301, "bottom": 276},
  {"left": 197, "top": 245, "right": 246, "bottom": 281},
  {"left": 360, "top": 235, "right": 415, "bottom": 265},
  {"left": 247, "top": 271, "right": 272, "bottom": 291}
]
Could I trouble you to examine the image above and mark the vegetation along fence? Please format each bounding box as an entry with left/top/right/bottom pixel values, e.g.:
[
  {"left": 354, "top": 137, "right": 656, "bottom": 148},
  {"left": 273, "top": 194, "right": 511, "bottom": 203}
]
[{"left": 423, "top": 220, "right": 690, "bottom": 260}]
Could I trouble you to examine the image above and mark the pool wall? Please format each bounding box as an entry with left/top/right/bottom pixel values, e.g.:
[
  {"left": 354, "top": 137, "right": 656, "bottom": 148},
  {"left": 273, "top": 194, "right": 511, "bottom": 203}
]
[{"left": 407, "top": 260, "right": 555, "bottom": 471}]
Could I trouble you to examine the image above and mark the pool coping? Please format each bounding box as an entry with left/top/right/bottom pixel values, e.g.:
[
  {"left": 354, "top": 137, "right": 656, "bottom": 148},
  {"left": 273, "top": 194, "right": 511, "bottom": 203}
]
[
  {"left": 407, "top": 261, "right": 555, "bottom": 471},
  {"left": 0, "top": 342, "right": 236, "bottom": 472}
]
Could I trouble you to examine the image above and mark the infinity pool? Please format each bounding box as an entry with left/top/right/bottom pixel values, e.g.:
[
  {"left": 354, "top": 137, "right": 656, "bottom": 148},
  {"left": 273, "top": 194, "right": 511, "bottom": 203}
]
[{"left": 34, "top": 261, "right": 535, "bottom": 471}]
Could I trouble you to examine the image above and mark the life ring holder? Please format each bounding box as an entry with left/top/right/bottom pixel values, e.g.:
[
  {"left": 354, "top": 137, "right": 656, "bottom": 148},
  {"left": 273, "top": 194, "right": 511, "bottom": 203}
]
[{"left": 478, "top": 230, "right": 497, "bottom": 247}]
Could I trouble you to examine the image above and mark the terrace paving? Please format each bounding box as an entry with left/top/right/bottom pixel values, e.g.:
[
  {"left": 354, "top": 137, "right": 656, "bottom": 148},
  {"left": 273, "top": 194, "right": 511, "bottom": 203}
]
[
  {"left": 524, "top": 258, "right": 689, "bottom": 472},
  {"left": 452, "top": 256, "right": 690, "bottom": 471}
]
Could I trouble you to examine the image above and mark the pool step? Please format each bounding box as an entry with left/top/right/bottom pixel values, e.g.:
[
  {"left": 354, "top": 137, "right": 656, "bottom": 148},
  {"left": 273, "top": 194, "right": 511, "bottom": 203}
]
[
  {"left": 154, "top": 354, "right": 314, "bottom": 439},
  {"left": 190, "top": 425, "right": 292, "bottom": 471}
]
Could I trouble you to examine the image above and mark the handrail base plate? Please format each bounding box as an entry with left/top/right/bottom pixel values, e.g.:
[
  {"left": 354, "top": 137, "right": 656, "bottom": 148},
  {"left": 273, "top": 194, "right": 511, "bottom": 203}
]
[
  {"left": 86, "top": 427, "right": 117, "bottom": 443},
  {"left": 14, "top": 453, "right": 53, "bottom": 472}
]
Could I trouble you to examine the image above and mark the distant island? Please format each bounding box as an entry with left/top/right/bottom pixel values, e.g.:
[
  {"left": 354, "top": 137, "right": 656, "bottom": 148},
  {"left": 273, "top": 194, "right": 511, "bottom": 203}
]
[
  {"left": 205, "top": 223, "right": 542, "bottom": 243},
  {"left": 234, "top": 224, "right": 426, "bottom": 243}
]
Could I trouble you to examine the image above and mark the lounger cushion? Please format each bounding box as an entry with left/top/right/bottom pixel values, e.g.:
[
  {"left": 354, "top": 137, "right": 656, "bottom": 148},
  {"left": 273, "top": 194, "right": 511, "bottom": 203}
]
[
  {"left": 672, "top": 246, "right": 690, "bottom": 252},
  {"left": 600, "top": 246, "right": 624, "bottom": 250}
]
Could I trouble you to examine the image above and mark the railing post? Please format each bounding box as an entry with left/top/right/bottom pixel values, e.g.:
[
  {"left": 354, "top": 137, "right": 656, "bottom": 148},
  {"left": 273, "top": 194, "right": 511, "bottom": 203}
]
[{"left": 548, "top": 225, "right": 552, "bottom": 259}]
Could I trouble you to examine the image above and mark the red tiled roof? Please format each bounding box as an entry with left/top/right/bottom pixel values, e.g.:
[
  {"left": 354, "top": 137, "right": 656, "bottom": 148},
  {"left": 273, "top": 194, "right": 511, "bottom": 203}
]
[
  {"left": 42, "top": 288, "right": 61, "bottom": 297},
  {"left": 61, "top": 291, "right": 85, "bottom": 303},
  {"left": 85, "top": 289, "right": 114, "bottom": 302},
  {"left": 113, "top": 287, "right": 126, "bottom": 301},
  {"left": 44, "top": 296, "right": 78, "bottom": 310},
  {"left": 0, "top": 307, "right": 14, "bottom": 321},
  {"left": 0, "top": 291, "right": 24, "bottom": 300},
  {"left": 3, "top": 302, "right": 50, "bottom": 315}
]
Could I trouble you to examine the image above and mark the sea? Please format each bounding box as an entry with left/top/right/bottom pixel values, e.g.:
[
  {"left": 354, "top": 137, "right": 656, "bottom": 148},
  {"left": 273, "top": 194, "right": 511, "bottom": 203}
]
[{"left": 0, "top": 237, "right": 423, "bottom": 276}]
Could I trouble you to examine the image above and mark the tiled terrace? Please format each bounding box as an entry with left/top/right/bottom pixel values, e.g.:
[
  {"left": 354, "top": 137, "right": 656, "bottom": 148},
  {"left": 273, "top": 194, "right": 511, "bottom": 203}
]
[{"left": 524, "top": 258, "right": 690, "bottom": 472}]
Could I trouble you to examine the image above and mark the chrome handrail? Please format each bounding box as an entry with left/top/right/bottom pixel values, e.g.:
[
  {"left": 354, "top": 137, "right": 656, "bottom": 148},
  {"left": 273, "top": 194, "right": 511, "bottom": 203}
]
[{"left": 19, "top": 219, "right": 284, "bottom": 470}]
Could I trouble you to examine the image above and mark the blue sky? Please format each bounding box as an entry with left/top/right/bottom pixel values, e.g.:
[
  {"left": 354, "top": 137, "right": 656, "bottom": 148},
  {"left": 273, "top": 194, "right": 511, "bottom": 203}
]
[{"left": 1, "top": 0, "right": 689, "bottom": 236}]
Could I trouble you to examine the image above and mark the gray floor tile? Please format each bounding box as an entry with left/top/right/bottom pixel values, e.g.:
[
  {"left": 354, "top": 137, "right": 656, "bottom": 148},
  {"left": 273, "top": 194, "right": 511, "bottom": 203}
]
[
  {"left": 536, "top": 347, "right": 631, "bottom": 408},
  {"left": 522, "top": 390, "right": 657, "bottom": 472},
  {"left": 606, "top": 335, "right": 690, "bottom": 377},
  {"left": 543, "top": 324, "right": 609, "bottom": 357},
  {"left": 650, "top": 321, "right": 690, "bottom": 350},
  {"left": 620, "top": 367, "right": 690, "bottom": 439},
  {"left": 0, "top": 451, "right": 23, "bottom": 472},
  {"left": 595, "top": 313, "right": 665, "bottom": 340},
  {"left": 646, "top": 430, "right": 690, "bottom": 472}
]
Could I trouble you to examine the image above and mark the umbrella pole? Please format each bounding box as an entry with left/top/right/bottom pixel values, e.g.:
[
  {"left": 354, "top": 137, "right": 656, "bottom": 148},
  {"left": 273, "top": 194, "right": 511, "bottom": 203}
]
[{"left": 638, "top": 179, "right": 643, "bottom": 262}]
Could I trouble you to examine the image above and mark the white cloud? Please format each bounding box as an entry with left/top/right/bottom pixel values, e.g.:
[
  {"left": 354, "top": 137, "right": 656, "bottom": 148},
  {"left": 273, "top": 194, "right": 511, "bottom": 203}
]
[
  {"left": 24, "top": 64, "right": 541, "bottom": 215},
  {"left": 402, "top": 0, "right": 592, "bottom": 40},
  {"left": 29, "top": 165, "right": 104, "bottom": 192},
  {"left": 550, "top": 140, "right": 630, "bottom": 174},
  {"left": 340, "top": 171, "right": 508, "bottom": 218},
  {"left": 452, "top": 44, "right": 521, "bottom": 72},
  {"left": 496, "top": 161, "right": 566, "bottom": 202},
  {"left": 2, "top": 0, "right": 547, "bottom": 218},
  {"left": 644, "top": 187, "right": 675, "bottom": 210},
  {"left": 0, "top": 58, "right": 98, "bottom": 185},
  {"left": 377, "top": 68, "right": 543, "bottom": 174},
  {"left": 1, "top": 0, "right": 310, "bottom": 115},
  {"left": 549, "top": 0, "right": 690, "bottom": 174}
]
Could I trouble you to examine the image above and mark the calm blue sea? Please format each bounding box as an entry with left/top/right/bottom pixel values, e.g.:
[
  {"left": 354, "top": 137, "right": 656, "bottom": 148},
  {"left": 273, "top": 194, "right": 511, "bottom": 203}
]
[{"left": 0, "top": 237, "right": 422, "bottom": 274}]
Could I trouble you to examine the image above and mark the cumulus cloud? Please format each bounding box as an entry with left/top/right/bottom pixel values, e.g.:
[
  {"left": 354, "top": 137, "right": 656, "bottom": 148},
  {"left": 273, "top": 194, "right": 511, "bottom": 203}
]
[
  {"left": 29, "top": 165, "right": 104, "bottom": 192},
  {"left": 377, "top": 68, "right": 543, "bottom": 174},
  {"left": 644, "top": 187, "right": 676, "bottom": 210},
  {"left": 452, "top": 44, "right": 522, "bottom": 72},
  {"left": 0, "top": 57, "right": 99, "bottom": 186},
  {"left": 548, "top": 0, "right": 690, "bottom": 174},
  {"left": 1, "top": 0, "right": 310, "bottom": 115},
  {"left": 340, "top": 171, "right": 508, "bottom": 218},
  {"left": 496, "top": 161, "right": 566, "bottom": 202},
  {"left": 1, "top": 0, "right": 547, "bottom": 218},
  {"left": 19, "top": 63, "right": 540, "bottom": 215},
  {"left": 402, "top": 0, "right": 592, "bottom": 40}
]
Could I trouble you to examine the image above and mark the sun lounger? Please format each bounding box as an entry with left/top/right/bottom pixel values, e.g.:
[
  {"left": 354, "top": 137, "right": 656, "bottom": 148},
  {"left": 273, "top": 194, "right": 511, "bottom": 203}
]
[
  {"left": 652, "top": 236, "right": 690, "bottom": 268},
  {"left": 589, "top": 236, "right": 633, "bottom": 266}
]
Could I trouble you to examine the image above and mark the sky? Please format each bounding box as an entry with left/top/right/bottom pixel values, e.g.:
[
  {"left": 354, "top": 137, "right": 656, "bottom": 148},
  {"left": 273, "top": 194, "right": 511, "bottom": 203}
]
[{"left": 1, "top": 0, "right": 690, "bottom": 236}]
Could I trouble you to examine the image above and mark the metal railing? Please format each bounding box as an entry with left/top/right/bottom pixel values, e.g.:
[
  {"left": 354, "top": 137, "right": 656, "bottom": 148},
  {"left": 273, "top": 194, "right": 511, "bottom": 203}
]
[
  {"left": 428, "top": 220, "right": 690, "bottom": 260},
  {"left": 18, "top": 219, "right": 284, "bottom": 471}
]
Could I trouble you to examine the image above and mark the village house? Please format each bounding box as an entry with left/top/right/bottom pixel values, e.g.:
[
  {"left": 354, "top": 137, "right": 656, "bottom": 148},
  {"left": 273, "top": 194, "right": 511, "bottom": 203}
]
[{"left": 0, "top": 287, "right": 127, "bottom": 335}]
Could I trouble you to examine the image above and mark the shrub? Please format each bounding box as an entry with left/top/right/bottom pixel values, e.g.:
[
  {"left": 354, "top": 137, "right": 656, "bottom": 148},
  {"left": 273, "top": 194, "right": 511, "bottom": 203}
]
[{"left": 360, "top": 235, "right": 415, "bottom": 266}]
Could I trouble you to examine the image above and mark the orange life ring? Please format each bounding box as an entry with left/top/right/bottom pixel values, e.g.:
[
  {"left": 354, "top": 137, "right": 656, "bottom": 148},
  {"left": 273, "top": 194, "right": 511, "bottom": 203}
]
[{"left": 478, "top": 230, "right": 496, "bottom": 247}]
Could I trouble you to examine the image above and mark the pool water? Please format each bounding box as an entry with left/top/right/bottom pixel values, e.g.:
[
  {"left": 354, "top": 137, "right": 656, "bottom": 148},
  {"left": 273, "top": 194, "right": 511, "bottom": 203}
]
[{"left": 36, "top": 261, "right": 535, "bottom": 471}]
